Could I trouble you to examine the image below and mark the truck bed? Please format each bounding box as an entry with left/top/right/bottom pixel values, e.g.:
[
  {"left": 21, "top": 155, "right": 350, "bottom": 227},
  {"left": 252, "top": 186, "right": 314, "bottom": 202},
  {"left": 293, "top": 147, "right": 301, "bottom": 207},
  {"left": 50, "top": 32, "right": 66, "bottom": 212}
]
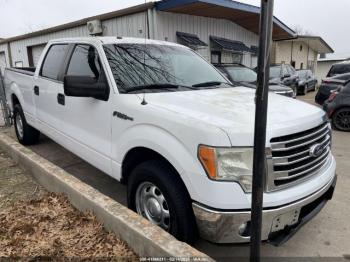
[{"left": 6, "top": 67, "right": 36, "bottom": 76}]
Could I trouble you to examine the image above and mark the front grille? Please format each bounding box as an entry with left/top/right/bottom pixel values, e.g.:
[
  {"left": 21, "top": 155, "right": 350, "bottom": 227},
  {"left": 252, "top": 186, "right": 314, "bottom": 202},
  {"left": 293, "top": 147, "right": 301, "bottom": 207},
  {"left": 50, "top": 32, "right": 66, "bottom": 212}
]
[{"left": 267, "top": 121, "right": 332, "bottom": 191}]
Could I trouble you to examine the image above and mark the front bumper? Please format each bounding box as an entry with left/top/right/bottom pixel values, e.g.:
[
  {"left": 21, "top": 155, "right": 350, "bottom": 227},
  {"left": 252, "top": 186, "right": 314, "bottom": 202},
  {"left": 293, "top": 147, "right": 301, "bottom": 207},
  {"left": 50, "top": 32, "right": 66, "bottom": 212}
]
[{"left": 192, "top": 175, "right": 336, "bottom": 245}]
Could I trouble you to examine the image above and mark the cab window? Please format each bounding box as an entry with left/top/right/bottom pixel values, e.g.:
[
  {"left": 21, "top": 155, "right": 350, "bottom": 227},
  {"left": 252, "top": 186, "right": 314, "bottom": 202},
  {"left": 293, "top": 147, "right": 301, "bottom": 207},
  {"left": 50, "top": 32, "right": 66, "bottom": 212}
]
[
  {"left": 67, "top": 44, "right": 101, "bottom": 79},
  {"left": 40, "top": 44, "right": 68, "bottom": 80}
]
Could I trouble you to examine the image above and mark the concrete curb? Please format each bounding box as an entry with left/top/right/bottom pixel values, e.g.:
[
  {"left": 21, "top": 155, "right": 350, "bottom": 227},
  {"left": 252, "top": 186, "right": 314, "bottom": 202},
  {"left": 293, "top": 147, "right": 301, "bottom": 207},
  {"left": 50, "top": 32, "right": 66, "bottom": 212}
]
[{"left": 0, "top": 132, "right": 212, "bottom": 260}]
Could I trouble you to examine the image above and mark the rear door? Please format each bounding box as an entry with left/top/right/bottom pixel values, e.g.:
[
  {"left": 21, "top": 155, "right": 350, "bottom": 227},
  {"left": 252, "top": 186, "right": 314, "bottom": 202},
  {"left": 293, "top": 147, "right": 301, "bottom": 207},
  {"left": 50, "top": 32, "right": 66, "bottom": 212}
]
[
  {"left": 34, "top": 44, "right": 69, "bottom": 133},
  {"left": 56, "top": 44, "right": 112, "bottom": 174}
]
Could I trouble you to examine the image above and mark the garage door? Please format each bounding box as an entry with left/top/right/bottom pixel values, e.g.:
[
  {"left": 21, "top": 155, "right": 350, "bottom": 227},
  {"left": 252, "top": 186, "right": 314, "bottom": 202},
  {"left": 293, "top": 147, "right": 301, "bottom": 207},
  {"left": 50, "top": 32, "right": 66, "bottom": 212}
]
[
  {"left": 0, "top": 52, "right": 7, "bottom": 76},
  {"left": 29, "top": 44, "right": 46, "bottom": 67}
]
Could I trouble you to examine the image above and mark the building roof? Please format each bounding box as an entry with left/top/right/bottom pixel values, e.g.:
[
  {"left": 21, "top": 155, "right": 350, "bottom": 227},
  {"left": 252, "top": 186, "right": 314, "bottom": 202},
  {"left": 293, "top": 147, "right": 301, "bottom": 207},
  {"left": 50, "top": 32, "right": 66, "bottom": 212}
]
[
  {"left": 156, "top": 0, "right": 295, "bottom": 40},
  {"left": 0, "top": 2, "right": 153, "bottom": 44},
  {"left": 0, "top": 0, "right": 295, "bottom": 45},
  {"left": 275, "top": 35, "right": 334, "bottom": 54},
  {"left": 318, "top": 53, "right": 350, "bottom": 62}
]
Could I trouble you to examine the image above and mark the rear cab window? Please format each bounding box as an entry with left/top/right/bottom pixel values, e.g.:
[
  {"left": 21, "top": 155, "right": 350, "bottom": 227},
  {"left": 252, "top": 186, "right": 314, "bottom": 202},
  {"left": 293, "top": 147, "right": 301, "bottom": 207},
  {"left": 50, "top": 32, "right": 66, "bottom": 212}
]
[
  {"left": 40, "top": 44, "right": 69, "bottom": 80},
  {"left": 327, "top": 64, "right": 350, "bottom": 77}
]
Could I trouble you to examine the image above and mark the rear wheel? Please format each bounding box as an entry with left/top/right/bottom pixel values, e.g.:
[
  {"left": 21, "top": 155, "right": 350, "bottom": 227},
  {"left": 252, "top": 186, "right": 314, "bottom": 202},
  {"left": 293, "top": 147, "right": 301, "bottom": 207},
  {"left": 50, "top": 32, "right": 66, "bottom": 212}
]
[
  {"left": 332, "top": 108, "right": 350, "bottom": 132},
  {"left": 127, "top": 160, "right": 197, "bottom": 244},
  {"left": 13, "top": 104, "right": 40, "bottom": 145}
]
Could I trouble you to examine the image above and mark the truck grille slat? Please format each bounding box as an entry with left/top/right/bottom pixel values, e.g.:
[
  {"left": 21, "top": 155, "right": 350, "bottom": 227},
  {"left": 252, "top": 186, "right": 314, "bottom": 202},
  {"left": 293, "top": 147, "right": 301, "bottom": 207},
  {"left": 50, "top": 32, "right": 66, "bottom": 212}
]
[
  {"left": 267, "top": 122, "right": 332, "bottom": 191},
  {"left": 270, "top": 123, "right": 329, "bottom": 147}
]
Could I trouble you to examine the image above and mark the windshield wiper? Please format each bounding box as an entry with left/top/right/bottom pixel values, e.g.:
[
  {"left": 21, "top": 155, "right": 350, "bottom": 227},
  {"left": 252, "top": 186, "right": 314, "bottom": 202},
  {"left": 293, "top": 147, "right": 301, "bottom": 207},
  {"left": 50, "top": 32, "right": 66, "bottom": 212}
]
[
  {"left": 123, "top": 83, "right": 181, "bottom": 93},
  {"left": 192, "top": 81, "right": 234, "bottom": 88}
]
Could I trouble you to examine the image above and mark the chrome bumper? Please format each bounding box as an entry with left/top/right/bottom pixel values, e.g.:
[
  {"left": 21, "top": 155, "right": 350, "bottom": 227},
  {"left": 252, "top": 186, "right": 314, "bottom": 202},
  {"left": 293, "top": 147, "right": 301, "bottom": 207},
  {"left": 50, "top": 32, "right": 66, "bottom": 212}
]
[{"left": 192, "top": 176, "right": 336, "bottom": 244}]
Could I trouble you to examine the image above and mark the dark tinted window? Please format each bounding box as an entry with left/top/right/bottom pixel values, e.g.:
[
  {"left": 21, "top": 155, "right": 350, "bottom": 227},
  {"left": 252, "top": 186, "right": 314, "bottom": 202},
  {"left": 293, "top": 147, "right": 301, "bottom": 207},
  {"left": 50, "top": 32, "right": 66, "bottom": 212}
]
[
  {"left": 327, "top": 64, "right": 350, "bottom": 77},
  {"left": 67, "top": 45, "right": 101, "bottom": 78},
  {"left": 41, "top": 44, "right": 68, "bottom": 80}
]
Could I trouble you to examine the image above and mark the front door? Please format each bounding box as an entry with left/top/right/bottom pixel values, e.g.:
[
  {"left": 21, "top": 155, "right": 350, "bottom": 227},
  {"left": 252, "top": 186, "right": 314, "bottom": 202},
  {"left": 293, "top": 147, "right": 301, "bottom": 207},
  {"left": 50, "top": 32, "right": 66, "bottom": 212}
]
[{"left": 56, "top": 44, "right": 112, "bottom": 175}]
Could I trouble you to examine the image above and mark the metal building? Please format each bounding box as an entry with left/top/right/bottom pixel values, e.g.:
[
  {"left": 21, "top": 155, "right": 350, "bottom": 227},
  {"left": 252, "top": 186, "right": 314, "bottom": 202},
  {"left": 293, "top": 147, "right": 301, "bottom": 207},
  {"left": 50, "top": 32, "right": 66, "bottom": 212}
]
[{"left": 0, "top": 0, "right": 295, "bottom": 75}]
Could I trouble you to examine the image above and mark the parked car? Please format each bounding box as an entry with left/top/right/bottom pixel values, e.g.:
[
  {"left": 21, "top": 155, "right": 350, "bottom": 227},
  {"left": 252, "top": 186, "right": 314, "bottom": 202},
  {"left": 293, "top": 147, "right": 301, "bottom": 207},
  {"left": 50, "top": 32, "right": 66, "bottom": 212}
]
[
  {"left": 296, "top": 69, "right": 317, "bottom": 95},
  {"left": 268, "top": 64, "right": 299, "bottom": 95},
  {"left": 323, "top": 81, "right": 350, "bottom": 131},
  {"left": 326, "top": 60, "right": 350, "bottom": 77},
  {"left": 5, "top": 37, "right": 336, "bottom": 245},
  {"left": 315, "top": 73, "right": 350, "bottom": 105},
  {"left": 215, "top": 63, "right": 295, "bottom": 98}
]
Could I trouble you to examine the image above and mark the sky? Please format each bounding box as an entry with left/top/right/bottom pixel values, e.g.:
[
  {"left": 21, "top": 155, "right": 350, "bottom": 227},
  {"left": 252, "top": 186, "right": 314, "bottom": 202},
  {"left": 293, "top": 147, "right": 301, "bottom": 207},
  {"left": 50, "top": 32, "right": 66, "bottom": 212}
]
[{"left": 0, "top": 0, "right": 347, "bottom": 54}]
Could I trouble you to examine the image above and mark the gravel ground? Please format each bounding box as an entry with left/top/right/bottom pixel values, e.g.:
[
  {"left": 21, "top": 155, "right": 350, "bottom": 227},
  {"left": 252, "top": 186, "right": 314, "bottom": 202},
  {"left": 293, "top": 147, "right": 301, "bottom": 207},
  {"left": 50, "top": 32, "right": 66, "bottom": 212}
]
[{"left": 0, "top": 146, "right": 138, "bottom": 260}]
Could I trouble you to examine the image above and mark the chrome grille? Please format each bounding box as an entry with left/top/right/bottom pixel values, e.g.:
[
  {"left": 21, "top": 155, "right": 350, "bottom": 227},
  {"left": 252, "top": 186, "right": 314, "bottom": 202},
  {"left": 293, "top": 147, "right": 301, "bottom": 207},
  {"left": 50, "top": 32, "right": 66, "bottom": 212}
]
[{"left": 266, "top": 122, "right": 332, "bottom": 191}]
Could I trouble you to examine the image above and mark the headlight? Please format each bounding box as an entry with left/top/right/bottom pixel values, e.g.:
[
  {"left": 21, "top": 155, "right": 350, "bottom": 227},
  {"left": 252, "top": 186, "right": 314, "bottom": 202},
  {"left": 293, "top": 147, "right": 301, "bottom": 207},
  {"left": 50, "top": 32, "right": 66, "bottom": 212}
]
[{"left": 198, "top": 145, "right": 253, "bottom": 192}]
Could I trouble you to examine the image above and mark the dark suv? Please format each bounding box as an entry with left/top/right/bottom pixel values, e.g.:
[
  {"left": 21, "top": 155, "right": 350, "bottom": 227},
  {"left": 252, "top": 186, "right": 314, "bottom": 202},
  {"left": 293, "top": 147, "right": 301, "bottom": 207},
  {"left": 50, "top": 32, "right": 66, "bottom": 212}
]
[
  {"left": 323, "top": 81, "right": 350, "bottom": 131},
  {"left": 216, "top": 64, "right": 295, "bottom": 98},
  {"left": 315, "top": 73, "right": 350, "bottom": 105},
  {"left": 268, "top": 64, "right": 299, "bottom": 95}
]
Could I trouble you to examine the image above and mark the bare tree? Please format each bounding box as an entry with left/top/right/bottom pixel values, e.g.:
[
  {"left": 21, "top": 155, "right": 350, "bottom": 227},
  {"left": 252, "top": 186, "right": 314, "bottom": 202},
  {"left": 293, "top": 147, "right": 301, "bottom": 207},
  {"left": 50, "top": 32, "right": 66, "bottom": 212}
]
[{"left": 293, "top": 25, "right": 313, "bottom": 36}]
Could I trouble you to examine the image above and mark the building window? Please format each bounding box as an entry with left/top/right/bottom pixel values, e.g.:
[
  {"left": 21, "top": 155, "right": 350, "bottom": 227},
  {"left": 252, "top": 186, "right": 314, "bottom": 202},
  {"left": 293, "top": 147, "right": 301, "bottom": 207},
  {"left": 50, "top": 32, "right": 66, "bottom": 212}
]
[
  {"left": 291, "top": 61, "right": 296, "bottom": 68},
  {"left": 300, "top": 62, "right": 304, "bottom": 69},
  {"left": 15, "top": 61, "right": 23, "bottom": 67},
  {"left": 211, "top": 51, "right": 221, "bottom": 64},
  {"left": 232, "top": 53, "right": 243, "bottom": 64},
  {"left": 300, "top": 45, "right": 303, "bottom": 51}
]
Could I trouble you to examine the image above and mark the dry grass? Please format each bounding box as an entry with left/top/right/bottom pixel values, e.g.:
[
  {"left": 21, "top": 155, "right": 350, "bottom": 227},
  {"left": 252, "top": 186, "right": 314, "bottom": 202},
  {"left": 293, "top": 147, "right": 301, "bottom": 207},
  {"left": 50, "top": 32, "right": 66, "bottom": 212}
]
[{"left": 0, "top": 192, "right": 138, "bottom": 260}]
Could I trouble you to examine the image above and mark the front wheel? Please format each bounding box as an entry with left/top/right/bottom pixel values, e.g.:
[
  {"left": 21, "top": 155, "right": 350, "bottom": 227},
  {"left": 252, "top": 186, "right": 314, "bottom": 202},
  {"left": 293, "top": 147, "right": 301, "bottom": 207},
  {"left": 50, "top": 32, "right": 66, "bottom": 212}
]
[
  {"left": 302, "top": 84, "right": 308, "bottom": 95},
  {"left": 127, "top": 160, "right": 197, "bottom": 244},
  {"left": 13, "top": 104, "right": 40, "bottom": 145},
  {"left": 332, "top": 108, "right": 350, "bottom": 132}
]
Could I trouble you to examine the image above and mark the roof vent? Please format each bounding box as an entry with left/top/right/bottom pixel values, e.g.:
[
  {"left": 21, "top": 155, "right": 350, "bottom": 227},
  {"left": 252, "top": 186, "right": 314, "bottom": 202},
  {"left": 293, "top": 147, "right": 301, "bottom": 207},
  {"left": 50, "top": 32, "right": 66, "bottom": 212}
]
[{"left": 87, "top": 20, "right": 103, "bottom": 35}]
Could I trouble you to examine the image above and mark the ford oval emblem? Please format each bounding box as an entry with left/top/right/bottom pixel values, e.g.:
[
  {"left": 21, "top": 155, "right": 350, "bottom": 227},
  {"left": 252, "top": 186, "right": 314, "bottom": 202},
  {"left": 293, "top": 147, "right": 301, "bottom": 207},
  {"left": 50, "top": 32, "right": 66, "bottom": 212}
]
[{"left": 309, "top": 143, "right": 323, "bottom": 157}]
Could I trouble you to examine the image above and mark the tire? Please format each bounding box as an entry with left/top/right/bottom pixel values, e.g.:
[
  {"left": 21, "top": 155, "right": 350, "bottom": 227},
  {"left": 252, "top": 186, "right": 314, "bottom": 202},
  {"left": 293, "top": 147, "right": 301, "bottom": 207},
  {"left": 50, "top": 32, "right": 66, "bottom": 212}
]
[
  {"left": 302, "top": 84, "right": 308, "bottom": 95},
  {"left": 127, "top": 160, "right": 197, "bottom": 244},
  {"left": 332, "top": 107, "right": 350, "bottom": 132},
  {"left": 13, "top": 104, "right": 40, "bottom": 145}
]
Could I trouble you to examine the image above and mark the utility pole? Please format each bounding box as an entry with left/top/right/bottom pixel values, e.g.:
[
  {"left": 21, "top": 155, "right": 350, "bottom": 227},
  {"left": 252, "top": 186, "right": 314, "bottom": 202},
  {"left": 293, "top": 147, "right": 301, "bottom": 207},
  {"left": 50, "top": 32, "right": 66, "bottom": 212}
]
[{"left": 250, "top": 0, "right": 274, "bottom": 261}]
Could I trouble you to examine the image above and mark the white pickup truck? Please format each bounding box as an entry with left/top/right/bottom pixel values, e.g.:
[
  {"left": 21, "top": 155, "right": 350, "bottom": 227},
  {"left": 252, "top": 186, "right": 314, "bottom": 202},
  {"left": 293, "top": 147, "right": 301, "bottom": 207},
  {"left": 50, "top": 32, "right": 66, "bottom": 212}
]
[{"left": 4, "top": 37, "right": 336, "bottom": 245}]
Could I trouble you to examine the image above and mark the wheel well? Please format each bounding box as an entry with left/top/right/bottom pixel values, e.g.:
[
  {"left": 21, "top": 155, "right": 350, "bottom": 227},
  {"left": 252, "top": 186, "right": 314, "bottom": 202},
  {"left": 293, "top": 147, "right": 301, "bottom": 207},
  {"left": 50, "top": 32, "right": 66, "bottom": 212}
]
[
  {"left": 11, "top": 94, "right": 20, "bottom": 107},
  {"left": 121, "top": 147, "right": 184, "bottom": 187}
]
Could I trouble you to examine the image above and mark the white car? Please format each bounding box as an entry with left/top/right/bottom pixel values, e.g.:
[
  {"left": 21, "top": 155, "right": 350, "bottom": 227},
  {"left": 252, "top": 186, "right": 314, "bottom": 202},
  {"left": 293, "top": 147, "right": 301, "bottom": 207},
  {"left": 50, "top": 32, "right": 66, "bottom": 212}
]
[{"left": 4, "top": 37, "right": 336, "bottom": 244}]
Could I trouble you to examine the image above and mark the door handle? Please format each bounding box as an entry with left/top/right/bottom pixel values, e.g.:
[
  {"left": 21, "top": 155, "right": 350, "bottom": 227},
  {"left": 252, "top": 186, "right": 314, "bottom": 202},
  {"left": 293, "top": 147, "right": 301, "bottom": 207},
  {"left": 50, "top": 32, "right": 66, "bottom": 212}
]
[
  {"left": 57, "top": 93, "right": 65, "bottom": 105},
  {"left": 34, "top": 85, "right": 39, "bottom": 96}
]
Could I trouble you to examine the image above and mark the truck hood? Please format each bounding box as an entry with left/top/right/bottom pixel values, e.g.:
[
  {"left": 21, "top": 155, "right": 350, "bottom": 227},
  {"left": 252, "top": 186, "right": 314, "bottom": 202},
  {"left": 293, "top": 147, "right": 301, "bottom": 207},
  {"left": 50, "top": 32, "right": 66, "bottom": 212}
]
[{"left": 142, "top": 86, "right": 325, "bottom": 146}]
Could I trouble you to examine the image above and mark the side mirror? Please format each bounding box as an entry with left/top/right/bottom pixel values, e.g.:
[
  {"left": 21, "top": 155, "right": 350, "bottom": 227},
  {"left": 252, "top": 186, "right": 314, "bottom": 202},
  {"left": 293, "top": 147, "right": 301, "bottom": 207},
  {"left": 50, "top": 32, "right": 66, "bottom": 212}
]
[{"left": 64, "top": 75, "right": 109, "bottom": 101}]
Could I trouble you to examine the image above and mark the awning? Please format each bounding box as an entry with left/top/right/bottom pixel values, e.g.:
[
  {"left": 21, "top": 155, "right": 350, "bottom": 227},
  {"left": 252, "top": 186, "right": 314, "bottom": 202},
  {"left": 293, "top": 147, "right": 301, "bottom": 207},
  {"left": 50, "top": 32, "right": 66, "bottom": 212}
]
[
  {"left": 176, "top": 32, "right": 208, "bottom": 47},
  {"left": 250, "top": 45, "right": 258, "bottom": 55},
  {"left": 210, "top": 36, "right": 251, "bottom": 53},
  {"left": 156, "top": 0, "right": 295, "bottom": 40}
]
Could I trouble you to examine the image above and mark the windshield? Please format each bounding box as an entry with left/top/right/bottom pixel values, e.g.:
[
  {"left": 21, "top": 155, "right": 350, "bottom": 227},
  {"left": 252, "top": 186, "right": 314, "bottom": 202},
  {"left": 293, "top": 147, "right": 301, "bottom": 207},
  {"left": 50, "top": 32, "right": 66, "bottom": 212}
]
[
  {"left": 269, "top": 66, "right": 281, "bottom": 79},
  {"left": 103, "top": 44, "right": 228, "bottom": 93},
  {"left": 225, "top": 66, "right": 257, "bottom": 83}
]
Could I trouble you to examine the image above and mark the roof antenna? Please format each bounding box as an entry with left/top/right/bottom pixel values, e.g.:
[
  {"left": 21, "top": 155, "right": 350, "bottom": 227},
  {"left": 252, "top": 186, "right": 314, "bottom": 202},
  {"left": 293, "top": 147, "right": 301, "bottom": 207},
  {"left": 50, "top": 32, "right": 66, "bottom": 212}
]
[{"left": 141, "top": 0, "right": 148, "bottom": 106}]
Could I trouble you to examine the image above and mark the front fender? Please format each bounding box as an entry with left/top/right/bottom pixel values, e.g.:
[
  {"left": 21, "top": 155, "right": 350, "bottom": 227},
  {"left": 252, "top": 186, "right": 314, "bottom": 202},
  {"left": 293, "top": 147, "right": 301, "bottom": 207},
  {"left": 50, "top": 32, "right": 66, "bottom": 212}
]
[{"left": 113, "top": 124, "right": 206, "bottom": 200}]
